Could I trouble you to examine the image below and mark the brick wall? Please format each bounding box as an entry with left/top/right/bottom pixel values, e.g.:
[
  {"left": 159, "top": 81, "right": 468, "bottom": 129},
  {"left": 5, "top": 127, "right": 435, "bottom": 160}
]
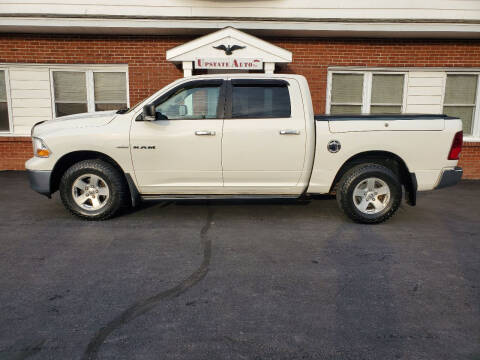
[
  {"left": 0, "top": 34, "right": 479, "bottom": 178},
  {"left": 0, "top": 137, "right": 32, "bottom": 170},
  {"left": 459, "top": 142, "right": 480, "bottom": 179}
]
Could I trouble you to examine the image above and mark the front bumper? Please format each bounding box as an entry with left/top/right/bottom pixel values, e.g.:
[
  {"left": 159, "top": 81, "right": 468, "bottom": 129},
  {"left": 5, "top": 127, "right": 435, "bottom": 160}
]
[
  {"left": 27, "top": 170, "right": 52, "bottom": 197},
  {"left": 435, "top": 167, "right": 463, "bottom": 189}
]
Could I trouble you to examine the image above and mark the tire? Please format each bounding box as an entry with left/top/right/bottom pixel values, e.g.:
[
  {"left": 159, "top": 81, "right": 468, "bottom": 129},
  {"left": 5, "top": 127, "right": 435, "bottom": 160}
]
[
  {"left": 336, "top": 163, "right": 402, "bottom": 224},
  {"left": 59, "top": 159, "right": 128, "bottom": 220}
]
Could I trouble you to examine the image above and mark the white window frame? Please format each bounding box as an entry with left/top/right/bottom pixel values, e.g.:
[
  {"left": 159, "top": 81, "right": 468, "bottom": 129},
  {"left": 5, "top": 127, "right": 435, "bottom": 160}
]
[
  {"left": 50, "top": 66, "right": 129, "bottom": 119},
  {"left": 326, "top": 70, "right": 408, "bottom": 115},
  {"left": 0, "top": 68, "right": 13, "bottom": 134},
  {"left": 443, "top": 72, "right": 480, "bottom": 141}
]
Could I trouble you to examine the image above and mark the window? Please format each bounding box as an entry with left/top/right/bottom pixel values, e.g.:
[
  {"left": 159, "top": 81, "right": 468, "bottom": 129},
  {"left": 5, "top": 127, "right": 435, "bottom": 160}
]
[
  {"left": 0, "top": 70, "right": 10, "bottom": 132},
  {"left": 155, "top": 83, "right": 221, "bottom": 120},
  {"left": 53, "top": 71, "right": 88, "bottom": 117},
  {"left": 330, "top": 73, "right": 363, "bottom": 115},
  {"left": 370, "top": 74, "right": 404, "bottom": 114},
  {"left": 443, "top": 74, "right": 479, "bottom": 136},
  {"left": 328, "top": 71, "right": 406, "bottom": 115},
  {"left": 93, "top": 72, "right": 128, "bottom": 111},
  {"left": 232, "top": 84, "right": 290, "bottom": 118},
  {"left": 52, "top": 69, "right": 128, "bottom": 117}
]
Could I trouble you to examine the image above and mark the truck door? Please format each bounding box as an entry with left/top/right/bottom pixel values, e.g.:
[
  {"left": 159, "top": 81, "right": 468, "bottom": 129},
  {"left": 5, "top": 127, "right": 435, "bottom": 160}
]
[
  {"left": 130, "top": 79, "right": 225, "bottom": 194},
  {"left": 222, "top": 78, "right": 307, "bottom": 194}
]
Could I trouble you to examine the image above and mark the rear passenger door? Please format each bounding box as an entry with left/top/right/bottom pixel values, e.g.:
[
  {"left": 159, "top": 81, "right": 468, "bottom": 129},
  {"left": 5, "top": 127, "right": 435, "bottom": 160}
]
[{"left": 221, "top": 78, "right": 307, "bottom": 194}]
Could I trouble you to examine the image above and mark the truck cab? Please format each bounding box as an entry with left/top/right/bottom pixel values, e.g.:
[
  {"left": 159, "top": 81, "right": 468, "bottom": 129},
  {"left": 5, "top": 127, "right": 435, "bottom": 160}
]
[{"left": 130, "top": 75, "right": 313, "bottom": 196}]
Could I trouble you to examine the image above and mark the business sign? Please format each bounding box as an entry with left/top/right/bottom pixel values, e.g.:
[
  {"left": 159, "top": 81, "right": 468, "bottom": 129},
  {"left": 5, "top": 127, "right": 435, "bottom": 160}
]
[{"left": 195, "top": 58, "right": 263, "bottom": 70}]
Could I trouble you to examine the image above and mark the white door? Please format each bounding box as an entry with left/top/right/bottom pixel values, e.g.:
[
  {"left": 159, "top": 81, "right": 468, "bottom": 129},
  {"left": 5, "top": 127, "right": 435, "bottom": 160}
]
[
  {"left": 222, "top": 78, "right": 307, "bottom": 194},
  {"left": 131, "top": 80, "right": 225, "bottom": 194}
]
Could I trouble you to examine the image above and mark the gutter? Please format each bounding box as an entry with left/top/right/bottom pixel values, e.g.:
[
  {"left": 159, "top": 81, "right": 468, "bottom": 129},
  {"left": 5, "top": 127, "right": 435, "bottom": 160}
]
[{"left": 1, "top": 14, "right": 480, "bottom": 38}]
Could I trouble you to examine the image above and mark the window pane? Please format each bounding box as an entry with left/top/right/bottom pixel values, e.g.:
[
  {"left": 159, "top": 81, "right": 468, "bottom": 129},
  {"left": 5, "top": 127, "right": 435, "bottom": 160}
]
[
  {"left": 0, "top": 71, "right": 9, "bottom": 131},
  {"left": 370, "top": 105, "right": 402, "bottom": 114},
  {"left": 53, "top": 72, "right": 87, "bottom": 102},
  {"left": 232, "top": 85, "right": 290, "bottom": 118},
  {"left": 55, "top": 103, "right": 88, "bottom": 117},
  {"left": 0, "top": 102, "right": 9, "bottom": 131},
  {"left": 0, "top": 71, "right": 6, "bottom": 101},
  {"left": 371, "top": 74, "right": 404, "bottom": 104},
  {"left": 444, "top": 75, "right": 477, "bottom": 104},
  {"left": 95, "top": 103, "right": 128, "bottom": 111},
  {"left": 331, "top": 74, "right": 363, "bottom": 103},
  {"left": 330, "top": 105, "right": 362, "bottom": 115},
  {"left": 444, "top": 106, "right": 474, "bottom": 135},
  {"left": 94, "top": 72, "right": 127, "bottom": 103},
  {"left": 156, "top": 85, "right": 220, "bottom": 119}
]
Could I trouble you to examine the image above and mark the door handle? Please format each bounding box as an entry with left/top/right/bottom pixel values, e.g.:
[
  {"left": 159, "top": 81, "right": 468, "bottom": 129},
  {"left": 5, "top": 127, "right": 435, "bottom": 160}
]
[
  {"left": 195, "top": 130, "right": 216, "bottom": 136},
  {"left": 279, "top": 129, "right": 300, "bottom": 135}
]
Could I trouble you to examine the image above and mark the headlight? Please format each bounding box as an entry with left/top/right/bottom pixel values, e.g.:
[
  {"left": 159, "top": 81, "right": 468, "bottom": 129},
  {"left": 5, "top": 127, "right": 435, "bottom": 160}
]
[{"left": 32, "top": 137, "right": 51, "bottom": 158}]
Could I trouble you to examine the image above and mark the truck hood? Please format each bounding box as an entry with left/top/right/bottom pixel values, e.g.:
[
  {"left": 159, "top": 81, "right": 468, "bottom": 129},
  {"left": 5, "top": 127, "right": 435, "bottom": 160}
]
[{"left": 32, "top": 111, "right": 117, "bottom": 137}]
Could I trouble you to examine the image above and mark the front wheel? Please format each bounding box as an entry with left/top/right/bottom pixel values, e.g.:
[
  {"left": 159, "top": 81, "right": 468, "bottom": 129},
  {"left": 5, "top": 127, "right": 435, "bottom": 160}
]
[
  {"left": 59, "top": 159, "right": 128, "bottom": 220},
  {"left": 336, "top": 163, "right": 402, "bottom": 224}
]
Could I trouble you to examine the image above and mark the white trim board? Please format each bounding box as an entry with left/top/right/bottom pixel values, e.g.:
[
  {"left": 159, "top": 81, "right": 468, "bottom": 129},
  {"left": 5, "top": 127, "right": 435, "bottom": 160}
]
[{"left": 1, "top": 17, "right": 480, "bottom": 38}]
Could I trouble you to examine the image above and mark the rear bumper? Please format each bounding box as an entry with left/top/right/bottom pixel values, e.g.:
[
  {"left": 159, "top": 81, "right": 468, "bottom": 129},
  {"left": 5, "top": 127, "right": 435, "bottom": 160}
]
[
  {"left": 435, "top": 167, "right": 463, "bottom": 189},
  {"left": 27, "top": 170, "right": 52, "bottom": 197}
]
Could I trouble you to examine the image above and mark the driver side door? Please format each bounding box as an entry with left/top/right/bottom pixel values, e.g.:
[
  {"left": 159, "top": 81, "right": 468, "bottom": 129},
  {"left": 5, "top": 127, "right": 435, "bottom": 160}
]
[{"left": 130, "top": 79, "right": 225, "bottom": 194}]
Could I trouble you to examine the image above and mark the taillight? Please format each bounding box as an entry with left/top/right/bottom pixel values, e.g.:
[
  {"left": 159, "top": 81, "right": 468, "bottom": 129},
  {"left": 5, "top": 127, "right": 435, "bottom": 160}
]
[{"left": 448, "top": 131, "right": 463, "bottom": 160}]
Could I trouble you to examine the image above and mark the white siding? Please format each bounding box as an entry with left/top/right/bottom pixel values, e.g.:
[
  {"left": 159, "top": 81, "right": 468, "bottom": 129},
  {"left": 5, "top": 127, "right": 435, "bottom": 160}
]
[
  {"left": 405, "top": 72, "right": 446, "bottom": 114},
  {"left": 9, "top": 68, "right": 52, "bottom": 135},
  {"left": 1, "top": 0, "right": 479, "bottom": 21}
]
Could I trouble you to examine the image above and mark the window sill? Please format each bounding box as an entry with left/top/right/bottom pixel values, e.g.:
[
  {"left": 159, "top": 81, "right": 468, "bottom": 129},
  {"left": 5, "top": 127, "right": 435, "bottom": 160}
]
[
  {"left": 463, "top": 137, "right": 480, "bottom": 143},
  {"left": 0, "top": 133, "right": 31, "bottom": 138}
]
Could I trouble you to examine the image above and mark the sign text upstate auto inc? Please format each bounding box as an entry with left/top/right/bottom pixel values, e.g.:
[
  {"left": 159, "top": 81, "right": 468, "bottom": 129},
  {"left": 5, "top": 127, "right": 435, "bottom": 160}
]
[{"left": 195, "top": 58, "right": 263, "bottom": 70}]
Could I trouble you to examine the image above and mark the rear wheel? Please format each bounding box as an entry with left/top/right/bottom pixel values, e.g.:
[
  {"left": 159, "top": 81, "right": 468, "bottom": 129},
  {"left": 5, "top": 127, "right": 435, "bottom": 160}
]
[
  {"left": 59, "top": 159, "right": 128, "bottom": 220},
  {"left": 336, "top": 163, "right": 402, "bottom": 224}
]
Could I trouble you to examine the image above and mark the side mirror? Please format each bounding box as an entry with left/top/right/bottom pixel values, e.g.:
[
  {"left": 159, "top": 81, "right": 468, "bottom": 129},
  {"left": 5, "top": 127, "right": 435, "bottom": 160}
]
[{"left": 143, "top": 104, "right": 156, "bottom": 121}]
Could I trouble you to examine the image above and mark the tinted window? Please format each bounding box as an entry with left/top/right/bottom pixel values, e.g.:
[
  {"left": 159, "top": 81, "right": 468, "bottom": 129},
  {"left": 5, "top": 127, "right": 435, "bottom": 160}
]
[
  {"left": 232, "top": 85, "right": 291, "bottom": 118},
  {"left": 156, "top": 84, "right": 221, "bottom": 120}
]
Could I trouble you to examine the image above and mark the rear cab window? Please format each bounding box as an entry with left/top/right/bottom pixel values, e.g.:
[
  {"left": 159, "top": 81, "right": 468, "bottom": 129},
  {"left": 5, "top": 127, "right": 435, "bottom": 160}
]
[{"left": 228, "top": 79, "right": 291, "bottom": 119}]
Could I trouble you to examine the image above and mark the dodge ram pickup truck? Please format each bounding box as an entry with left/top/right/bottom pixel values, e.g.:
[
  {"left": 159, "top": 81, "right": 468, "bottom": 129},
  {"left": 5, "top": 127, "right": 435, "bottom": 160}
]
[{"left": 26, "top": 74, "right": 463, "bottom": 223}]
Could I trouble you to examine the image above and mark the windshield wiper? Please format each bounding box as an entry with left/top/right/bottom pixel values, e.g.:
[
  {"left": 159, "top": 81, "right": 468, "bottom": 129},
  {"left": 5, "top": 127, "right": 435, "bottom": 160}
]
[{"left": 116, "top": 108, "right": 129, "bottom": 114}]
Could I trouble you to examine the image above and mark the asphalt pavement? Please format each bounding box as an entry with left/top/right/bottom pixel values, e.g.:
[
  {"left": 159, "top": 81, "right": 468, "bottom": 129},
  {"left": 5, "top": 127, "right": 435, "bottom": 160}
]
[{"left": 0, "top": 171, "right": 479, "bottom": 360}]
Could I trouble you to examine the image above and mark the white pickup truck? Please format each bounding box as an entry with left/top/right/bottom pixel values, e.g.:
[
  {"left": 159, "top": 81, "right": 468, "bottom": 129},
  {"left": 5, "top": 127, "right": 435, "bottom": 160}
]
[{"left": 26, "top": 74, "right": 463, "bottom": 223}]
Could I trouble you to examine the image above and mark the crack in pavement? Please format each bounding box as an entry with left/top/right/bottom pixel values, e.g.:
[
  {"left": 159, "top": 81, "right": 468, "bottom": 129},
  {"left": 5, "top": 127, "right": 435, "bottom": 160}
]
[
  {"left": 0, "top": 339, "right": 45, "bottom": 360},
  {"left": 82, "top": 205, "right": 214, "bottom": 360}
]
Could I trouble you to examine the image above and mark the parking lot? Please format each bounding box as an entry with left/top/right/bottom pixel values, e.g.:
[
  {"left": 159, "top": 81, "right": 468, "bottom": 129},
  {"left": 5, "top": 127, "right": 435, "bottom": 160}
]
[{"left": 0, "top": 171, "right": 479, "bottom": 360}]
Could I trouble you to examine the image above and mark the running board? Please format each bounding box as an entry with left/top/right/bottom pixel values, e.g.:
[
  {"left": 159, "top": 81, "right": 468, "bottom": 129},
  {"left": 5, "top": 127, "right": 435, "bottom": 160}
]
[{"left": 140, "top": 194, "right": 301, "bottom": 201}]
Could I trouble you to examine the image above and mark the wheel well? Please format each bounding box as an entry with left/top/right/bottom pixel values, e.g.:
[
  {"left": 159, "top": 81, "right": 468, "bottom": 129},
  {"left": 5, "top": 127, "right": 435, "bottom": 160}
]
[
  {"left": 50, "top": 151, "right": 129, "bottom": 195},
  {"left": 330, "top": 151, "right": 416, "bottom": 205}
]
